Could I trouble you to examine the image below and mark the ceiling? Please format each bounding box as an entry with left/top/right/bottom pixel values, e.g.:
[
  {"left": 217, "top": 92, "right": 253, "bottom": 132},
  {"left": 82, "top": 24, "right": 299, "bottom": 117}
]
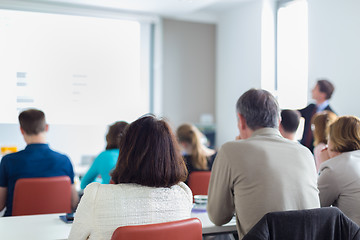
[
  {"left": 0, "top": 0, "right": 255, "bottom": 23},
  {"left": 50, "top": 0, "right": 252, "bottom": 14},
  {"left": 44, "top": 0, "right": 254, "bottom": 22}
]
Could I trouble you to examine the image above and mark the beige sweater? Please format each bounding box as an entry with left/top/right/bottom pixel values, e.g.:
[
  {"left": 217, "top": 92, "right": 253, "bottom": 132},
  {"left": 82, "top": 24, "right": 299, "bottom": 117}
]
[
  {"left": 207, "top": 128, "right": 320, "bottom": 238},
  {"left": 318, "top": 149, "right": 360, "bottom": 225},
  {"left": 68, "top": 182, "right": 193, "bottom": 240}
]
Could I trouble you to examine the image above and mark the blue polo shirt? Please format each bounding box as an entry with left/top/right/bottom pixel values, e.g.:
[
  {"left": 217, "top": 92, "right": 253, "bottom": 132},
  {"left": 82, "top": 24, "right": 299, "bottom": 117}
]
[{"left": 0, "top": 143, "right": 74, "bottom": 216}]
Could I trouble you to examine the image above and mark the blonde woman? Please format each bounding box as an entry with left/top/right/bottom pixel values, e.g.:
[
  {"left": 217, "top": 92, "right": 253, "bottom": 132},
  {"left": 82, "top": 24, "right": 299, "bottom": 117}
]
[
  {"left": 176, "top": 124, "right": 216, "bottom": 180},
  {"left": 311, "top": 110, "right": 338, "bottom": 171},
  {"left": 318, "top": 116, "right": 360, "bottom": 225}
]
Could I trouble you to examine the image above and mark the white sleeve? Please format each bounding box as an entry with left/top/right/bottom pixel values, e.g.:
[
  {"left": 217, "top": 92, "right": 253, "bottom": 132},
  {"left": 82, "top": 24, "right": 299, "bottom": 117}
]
[{"left": 68, "top": 182, "right": 100, "bottom": 240}]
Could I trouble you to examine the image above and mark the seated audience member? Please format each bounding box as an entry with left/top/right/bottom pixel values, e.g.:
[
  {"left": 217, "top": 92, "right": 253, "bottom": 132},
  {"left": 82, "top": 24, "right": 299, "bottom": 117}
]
[
  {"left": 0, "top": 109, "right": 79, "bottom": 216},
  {"left": 176, "top": 123, "right": 216, "bottom": 178},
  {"left": 318, "top": 116, "right": 360, "bottom": 226},
  {"left": 80, "top": 121, "right": 128, "bottom": 189},
  {"left": 311, "top": 110, "right": 338, "bottom": 171},
  {"left": 279, "top": 109, "right": 301, "bottom": 141},
  {"left": 68, "top": 115, "right": 192, "bottom": 240},
  {"left": 207, "top": 89, "right": 320, "bottom": 238}
]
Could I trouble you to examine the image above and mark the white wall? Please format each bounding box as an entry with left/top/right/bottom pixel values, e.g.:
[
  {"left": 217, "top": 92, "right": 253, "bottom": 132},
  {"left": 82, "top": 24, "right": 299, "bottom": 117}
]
[
  {"left": 0, "top": 124, "right": 106, "bottom": 167},
  {"left": 216, "top": 0, "right": 263, "bottom": 146},
  {"left": 308, "top": 0, "right": 360, "bottom": 117},
  {"left": 161, "top": 18, "right": 216, "bottom": 129}
]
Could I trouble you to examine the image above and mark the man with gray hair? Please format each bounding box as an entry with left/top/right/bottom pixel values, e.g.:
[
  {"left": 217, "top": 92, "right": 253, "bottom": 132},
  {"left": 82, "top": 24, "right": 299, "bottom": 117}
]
[{"left": 207, "top": 89, "right": 320, "bottom": 238}]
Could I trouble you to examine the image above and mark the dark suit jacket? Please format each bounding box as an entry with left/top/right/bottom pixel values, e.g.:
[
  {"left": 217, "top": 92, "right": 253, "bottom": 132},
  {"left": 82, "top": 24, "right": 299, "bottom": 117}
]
[
  {"left": 299, "top": 103, "right": 335, "bottom": 152},
  {"left": 243, "top": 207, "right": 360, "bottom": 240}
]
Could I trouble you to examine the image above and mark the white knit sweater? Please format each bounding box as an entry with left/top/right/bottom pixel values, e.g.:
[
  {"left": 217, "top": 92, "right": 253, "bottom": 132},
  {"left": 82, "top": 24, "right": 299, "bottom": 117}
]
[{"left": 68, "top": 182, "right": 193, "bottom": 240}]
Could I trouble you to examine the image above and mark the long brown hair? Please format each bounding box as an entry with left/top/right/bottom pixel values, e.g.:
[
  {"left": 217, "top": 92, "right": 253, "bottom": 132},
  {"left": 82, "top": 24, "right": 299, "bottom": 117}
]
[
  {"left": 311, "top": 111, "right": 337, "bottom": 146},
  {"left": 111, "top": 115, "right": 188, "bottom": 187},
  {"left": 105, "top": 121, "right": 129, "bottom": 150},
  {"left": 176, "top": 124, "right": 208, "bottom": 170}
]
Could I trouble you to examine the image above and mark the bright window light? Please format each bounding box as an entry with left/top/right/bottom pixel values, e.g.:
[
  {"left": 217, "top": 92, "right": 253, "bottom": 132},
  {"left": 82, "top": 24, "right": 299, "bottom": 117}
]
[
  {"left": 261, "top": 0, "right": 276, "bottom": 93},
  {"left": 277, "top": 0, "right": 308, "bottom": 109}
]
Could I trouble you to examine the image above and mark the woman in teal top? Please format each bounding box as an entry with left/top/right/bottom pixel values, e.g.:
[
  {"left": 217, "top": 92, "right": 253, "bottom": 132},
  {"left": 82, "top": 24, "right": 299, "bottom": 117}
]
[{"left": 80, "top": 121, "right": 128, "bottom": 189}]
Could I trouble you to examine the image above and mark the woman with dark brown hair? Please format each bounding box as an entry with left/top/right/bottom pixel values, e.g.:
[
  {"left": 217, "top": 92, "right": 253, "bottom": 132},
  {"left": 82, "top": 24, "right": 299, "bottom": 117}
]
[
  {"left": 69, "top": 115, "right": 192, "bottom": 240},
  {"left": 80, "top": 121, "right": 128, "bottom": 189}
]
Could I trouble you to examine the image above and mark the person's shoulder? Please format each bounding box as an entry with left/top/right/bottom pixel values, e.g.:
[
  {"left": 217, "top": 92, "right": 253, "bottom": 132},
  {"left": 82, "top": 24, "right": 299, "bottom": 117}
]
[
  {"left": 221, "top": 140, "right": 246, "bottom": 150},
  {"left": 174, "top": 182, "right": 191, "bottom": 193},
  {"left": 216, "top": 140, "right": 253, "bottom": 164},
  {"left": 95, "top": 150, "right": 110, "bottom": 159},
  {"left": 102, "top": 149, "right": 119, "bottom": 156},
  {"left": 81, "top": 182, "right": 102, "bottom": 202},
  {"left": 48, "top": 148, "right": 71, "bottom": 161},
  {"left": 305, "top": 103, "right": 316, "bottom": 109},
  {"left": 325, "top": 105, "right": 336, "bottom": 114},
  {"left": 319, "top": 152, "right": 349, "bottom": 174},
  {"left": 1, "top": 150, "right": 25, "bottom": 163},
  {"left": 299, "top": 103, "right": 316, "bottom": 113},
  {"left": 84, "top": 182, "right": 101, "bottom": 191},
  {"left": 287, "top": 139, "right": 313, "bottom": 154},
  {"left": 175, "top": 182, "right": 193, "bottom": 202}
]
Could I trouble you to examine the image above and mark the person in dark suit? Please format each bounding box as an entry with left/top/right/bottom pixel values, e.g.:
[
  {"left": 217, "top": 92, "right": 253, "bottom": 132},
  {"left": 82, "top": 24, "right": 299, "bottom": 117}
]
[{"left": 299, "top": 79, "right": 335, "bottom": 152}]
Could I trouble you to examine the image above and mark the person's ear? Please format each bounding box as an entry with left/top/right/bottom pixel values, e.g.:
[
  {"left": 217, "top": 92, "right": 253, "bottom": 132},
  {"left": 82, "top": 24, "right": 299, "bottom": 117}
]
[
  {"left": 45, "top": 124, "right": 49, "bottom": 132},
  {"left": 238, "top": 113, "right": 247, "bottom": 131},
  {"left": 20, "top": 127, "right": 25, "bottom": 135},
  {"left": 279, "top": 124, "right": 285, "bottom": 136}
]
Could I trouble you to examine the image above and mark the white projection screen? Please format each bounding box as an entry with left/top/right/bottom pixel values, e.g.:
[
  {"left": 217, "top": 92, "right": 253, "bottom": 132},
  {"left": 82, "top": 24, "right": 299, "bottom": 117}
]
[{"left": 0, "top": 9, "right": 150, "bottom": 125}]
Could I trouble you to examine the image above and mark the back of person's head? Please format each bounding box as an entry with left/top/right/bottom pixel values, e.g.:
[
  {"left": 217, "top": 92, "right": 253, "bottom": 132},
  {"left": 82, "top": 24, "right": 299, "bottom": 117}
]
[
  {"left": 18, "top": 109, "right": 46, "bottom": 135},
  {"left": 317, "top": 79, "right": 335, "bottom": 100},
  {"left": 105, "top": 121, "right": 129, "bottom": 150},
  {"left": 176, "top": 123, "right": 208, "bottom": 170},
  {"left": 236, "top": 88, "right": 280, "bottom": 130},
  {"left": 329, "top": 116, "right": 360, "bottom": 153},
  {"left": 280, "top": 109, "right": 300, "bottom": 133},
  {"left": 111, "top": 115, "right": 188, "bottom": 187},
  {"left": 311, "top": 111, "right": 338, "bottom": 146}
]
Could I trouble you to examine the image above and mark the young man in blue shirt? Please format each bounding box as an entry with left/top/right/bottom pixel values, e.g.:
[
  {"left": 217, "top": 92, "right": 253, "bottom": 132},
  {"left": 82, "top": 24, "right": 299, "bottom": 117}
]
[{"left": 0, "top": 109, "right": 79, "bottom": 216}]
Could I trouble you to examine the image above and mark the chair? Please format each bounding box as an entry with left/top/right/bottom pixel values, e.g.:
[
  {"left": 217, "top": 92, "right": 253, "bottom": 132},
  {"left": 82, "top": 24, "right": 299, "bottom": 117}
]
[
  {"left": 188, "top": 171, "right": 211, "bottom": 196},
  {"left": 12, "top": 176, "right": 72, "bottom": 216},
  {"left": 111, "top": 218, "right": 202, "bottom": 240},
  {"left": 243, "top": 207, "right": 360, "bottom": 240}
]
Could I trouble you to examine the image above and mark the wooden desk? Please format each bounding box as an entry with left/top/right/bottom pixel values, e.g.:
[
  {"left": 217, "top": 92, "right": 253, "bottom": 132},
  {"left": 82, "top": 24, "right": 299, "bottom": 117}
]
[{"left": 0, "top": 211, "right": 237, "bottom": 239}]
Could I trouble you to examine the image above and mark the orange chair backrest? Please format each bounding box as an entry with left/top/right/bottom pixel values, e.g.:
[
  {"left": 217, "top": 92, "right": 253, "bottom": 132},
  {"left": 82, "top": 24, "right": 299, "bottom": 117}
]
[
  {"left": 111, "top": 218, "right": 202, "bottom": 240},
  {"left": 12, "top": 176, "right": 72, "bottom": 216},
  {"left": 188, "top": 171, "right": 211, "bottom": 196}
]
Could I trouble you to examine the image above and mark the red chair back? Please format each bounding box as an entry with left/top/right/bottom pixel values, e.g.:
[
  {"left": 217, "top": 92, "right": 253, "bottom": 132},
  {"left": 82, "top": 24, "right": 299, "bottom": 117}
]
[
  {"left": 12, "top": 176, "right": 72, "bottom": 216},
  {"left": 188, "top": 171, "right": 211, "bottom": 196},
  {"left": 111, "top": 218, "right": 202, "bottom": 240}
]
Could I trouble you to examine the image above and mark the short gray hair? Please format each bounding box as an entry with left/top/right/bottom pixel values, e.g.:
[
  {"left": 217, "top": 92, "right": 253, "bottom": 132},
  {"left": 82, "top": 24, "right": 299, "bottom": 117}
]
[{"left": 236, "top": 88, "right": 280, "bottom": 130}]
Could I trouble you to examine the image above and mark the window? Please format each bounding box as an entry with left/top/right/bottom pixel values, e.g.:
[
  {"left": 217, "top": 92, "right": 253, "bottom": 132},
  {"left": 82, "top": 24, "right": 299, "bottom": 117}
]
[{"left": 276, "top": 0, "right": 308, "bottom": 109}]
